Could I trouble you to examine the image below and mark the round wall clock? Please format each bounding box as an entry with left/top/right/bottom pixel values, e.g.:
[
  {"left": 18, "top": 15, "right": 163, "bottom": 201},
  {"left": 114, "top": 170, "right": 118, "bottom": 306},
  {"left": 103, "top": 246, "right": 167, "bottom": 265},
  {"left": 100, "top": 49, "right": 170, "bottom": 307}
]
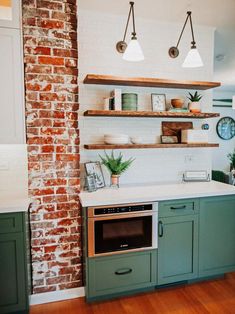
[{"left": 216, "top": 116, "right": 235, "bottom": 140}]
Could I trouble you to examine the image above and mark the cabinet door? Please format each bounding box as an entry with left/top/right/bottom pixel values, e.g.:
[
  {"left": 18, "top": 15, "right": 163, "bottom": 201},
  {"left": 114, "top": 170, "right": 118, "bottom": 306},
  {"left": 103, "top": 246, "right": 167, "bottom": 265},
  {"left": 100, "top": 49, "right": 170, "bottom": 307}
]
[
  {"left": 158, "top": 215, "right": 199, "bottom": 285},
  {"left": 199, "top": 196, "right": 235, "bottom": 277},
  {"left": 0, "top": 27, "right": 25, "bottom": 144},
  {"left": 0, "top": 0, "right": 21, "bottom": 29},
  {"left": 0, "top": 232, "right": 27, "bottom": 314}
]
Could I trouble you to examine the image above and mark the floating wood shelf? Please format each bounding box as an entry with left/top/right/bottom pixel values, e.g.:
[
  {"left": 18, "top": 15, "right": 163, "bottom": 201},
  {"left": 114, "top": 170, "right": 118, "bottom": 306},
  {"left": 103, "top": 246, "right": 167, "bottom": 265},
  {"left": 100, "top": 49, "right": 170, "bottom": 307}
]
[
  {"left": 84, "top": 74, "right": 221, "bottom": 90},
  {"left": 84, "top": 143, "right": 219, "bottom": 150},
  {"left": 84, "top": 110, "right": 220, "bottom": 119}
]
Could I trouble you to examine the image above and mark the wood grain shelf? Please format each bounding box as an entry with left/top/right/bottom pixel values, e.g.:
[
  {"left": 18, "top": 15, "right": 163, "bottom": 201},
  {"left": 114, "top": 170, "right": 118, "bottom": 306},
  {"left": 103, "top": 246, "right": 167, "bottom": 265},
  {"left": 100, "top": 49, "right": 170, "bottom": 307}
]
[
  {"left": 84, "top": 74, "right": 221, "bottom": 90},
  {"left": 84, "top": 143, "right": 219, "bottom": 150},
  {"left": 84, "top": 110, "right": 220, "bottom": 119}
]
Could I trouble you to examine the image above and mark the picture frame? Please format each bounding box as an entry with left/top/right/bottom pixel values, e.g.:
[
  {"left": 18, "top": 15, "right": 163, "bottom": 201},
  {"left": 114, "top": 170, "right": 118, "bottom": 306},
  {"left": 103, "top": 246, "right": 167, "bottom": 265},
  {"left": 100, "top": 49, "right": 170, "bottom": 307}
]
[
  {"left": 85, "top": 174, "right": 97, "bottom": 192},
  {"left": 161, "top": 135, "right": 178, "bottom": 144},
  {"left": 84, "top": 161, "right": 105, "bottom": 189},
  {"left": 151, "top": 94, "right": 166, "bottom": 112}
]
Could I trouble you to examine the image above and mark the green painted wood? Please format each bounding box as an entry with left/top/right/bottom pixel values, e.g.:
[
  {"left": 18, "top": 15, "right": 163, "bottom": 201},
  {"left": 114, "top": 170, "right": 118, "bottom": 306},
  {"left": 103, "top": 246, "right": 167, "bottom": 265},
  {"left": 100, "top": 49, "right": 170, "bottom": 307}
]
[
  {"left": 0, "top": 212, "right": 23, "bottom": 234},
  {"left": 157, "top": 214, "right": 199, "bottom": 285},
  {"left": 159, "top": 198, "right": 199, "bottom": 218},
  {"left": 199, "top": 196, "right": 235, "bottom": 277},
  {"left": 0, "top": 213, "right": 29, "bottom": 314},
  {"left": 87, "top": 250, "right": 157, "bottom": 299}
]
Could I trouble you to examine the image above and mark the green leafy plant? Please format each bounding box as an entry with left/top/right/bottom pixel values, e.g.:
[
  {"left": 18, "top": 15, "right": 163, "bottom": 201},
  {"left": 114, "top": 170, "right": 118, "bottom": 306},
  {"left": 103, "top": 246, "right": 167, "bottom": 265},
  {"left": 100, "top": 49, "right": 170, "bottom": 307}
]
[
  {"left": 228, "top": 150, "right": 235, "bottom": 169},
  {"left": 187, "top": 91, "right": 203, "bottom": 102},
  {"left": 99, "top": 151, "right": 135, "bottom": 176}
]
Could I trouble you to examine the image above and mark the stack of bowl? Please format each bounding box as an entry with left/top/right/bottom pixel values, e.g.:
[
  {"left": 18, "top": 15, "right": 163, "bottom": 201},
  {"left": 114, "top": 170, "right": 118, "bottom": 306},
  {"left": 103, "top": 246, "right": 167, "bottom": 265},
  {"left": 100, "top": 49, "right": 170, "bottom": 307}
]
[
  {"left": 104, "top": 134, "right": 129, "bottom": 145},
  {"left": 122, "top": 93, "right": 138, "bottom": 111}
]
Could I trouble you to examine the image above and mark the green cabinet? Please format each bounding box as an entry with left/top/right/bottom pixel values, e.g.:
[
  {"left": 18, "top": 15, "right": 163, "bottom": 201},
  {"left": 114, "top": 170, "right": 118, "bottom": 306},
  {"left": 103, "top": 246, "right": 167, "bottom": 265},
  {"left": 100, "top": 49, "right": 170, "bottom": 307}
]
[
  {"left": 157, "top": 214, "right": 199, "bottom": 285},
  {"left": 0, "top": 212, "right": 29, "bottom": 314},
  {"left": 199, "top": 196, "right": 235, "bottom": 277},
  {"left": 86, "top": 250, "right": 157, "bottom": 301}
]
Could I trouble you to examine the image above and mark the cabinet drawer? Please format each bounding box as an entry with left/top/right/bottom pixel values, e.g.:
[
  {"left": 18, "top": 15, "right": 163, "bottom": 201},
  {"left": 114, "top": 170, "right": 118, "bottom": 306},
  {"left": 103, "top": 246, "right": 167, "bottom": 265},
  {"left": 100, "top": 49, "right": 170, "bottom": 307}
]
[
  {"left": 87, "top": 250, "right": 157, "bottom": 299},
  {"left": 159, "top": 199, "right": 199, "bottom": 218},
  {"left": 0, "top": 213, "right": 23, "bottom": 234}
]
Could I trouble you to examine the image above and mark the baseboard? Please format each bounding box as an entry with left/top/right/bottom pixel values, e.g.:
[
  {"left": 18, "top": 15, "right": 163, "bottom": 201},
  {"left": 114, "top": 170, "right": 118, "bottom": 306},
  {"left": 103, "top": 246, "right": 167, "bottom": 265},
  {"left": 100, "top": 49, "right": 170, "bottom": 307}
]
[{"left": 30, "top": 286, "right": 85, "bottom": 305}]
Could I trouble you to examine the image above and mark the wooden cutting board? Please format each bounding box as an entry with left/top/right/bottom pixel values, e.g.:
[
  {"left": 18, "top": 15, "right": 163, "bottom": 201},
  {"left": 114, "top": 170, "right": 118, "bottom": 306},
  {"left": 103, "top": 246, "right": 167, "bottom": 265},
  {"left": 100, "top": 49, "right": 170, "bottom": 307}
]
[{"left": 162, "top": 121, "right": 193, "bottom": 142}]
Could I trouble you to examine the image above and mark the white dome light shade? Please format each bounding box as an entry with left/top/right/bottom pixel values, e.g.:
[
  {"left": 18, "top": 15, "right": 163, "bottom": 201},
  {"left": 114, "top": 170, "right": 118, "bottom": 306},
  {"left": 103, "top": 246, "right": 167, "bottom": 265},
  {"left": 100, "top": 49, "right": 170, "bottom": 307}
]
[
  {"left": 182, "top": 48, "right": 203, "bottom": 68},
  {"left": 123, "top": 38, "right": 144, "bottom": 62}
]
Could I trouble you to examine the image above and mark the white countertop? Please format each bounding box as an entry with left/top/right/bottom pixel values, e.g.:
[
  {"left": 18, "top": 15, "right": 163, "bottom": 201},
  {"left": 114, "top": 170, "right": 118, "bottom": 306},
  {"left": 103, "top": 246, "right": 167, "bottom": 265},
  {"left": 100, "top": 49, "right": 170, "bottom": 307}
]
[
  {"left": 79, "top": 181, "right": 235, "bottom": 207},
  {"left": 0, "top": 196, "right": 30, "bottom": 214}
]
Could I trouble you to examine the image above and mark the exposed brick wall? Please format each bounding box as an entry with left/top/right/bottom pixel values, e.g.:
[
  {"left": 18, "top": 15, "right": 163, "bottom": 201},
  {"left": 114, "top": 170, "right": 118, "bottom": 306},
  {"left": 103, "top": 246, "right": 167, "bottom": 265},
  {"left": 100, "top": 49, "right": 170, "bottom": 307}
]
[{"left": 22, "top": 0, "right": 81, "bottom": 294}]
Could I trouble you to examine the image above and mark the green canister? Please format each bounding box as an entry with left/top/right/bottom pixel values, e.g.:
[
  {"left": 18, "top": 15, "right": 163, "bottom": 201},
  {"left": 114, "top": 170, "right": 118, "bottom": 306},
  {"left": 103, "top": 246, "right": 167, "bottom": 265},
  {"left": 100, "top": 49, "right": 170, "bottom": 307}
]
[{"left": 122, "top": 93, "right": 138, "bottom": 111}]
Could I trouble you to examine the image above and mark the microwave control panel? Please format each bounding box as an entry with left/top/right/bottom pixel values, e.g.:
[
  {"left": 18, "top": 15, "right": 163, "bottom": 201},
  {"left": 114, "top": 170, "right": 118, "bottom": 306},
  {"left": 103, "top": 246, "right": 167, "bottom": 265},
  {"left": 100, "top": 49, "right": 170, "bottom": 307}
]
[{"left": 94, "top": 204, "right": 153, "bottom": 215}]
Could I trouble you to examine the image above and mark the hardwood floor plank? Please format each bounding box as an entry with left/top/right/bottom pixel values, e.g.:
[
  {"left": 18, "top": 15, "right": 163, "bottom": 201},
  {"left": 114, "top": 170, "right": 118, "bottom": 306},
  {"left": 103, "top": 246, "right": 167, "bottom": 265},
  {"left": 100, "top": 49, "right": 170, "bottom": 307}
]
[{"left": 30, "top": 273, "right": 235, "bottom": 314}]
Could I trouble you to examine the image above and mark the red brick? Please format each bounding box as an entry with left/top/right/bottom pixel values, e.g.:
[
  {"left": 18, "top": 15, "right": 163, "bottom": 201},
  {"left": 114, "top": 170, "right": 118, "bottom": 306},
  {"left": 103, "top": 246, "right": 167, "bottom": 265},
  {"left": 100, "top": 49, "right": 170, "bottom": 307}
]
[
  {"left": 39, "top": 20, "right": 64, "bottom": 29},
  {"left": 38, "top": 56, "right": 64, "bottom": 66}
]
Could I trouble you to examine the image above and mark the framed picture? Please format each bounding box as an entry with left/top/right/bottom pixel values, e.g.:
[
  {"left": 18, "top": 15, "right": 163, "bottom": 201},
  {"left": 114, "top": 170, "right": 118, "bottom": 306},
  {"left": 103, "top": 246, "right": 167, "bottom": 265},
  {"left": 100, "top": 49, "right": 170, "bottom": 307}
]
[
  {"left": 151, "top": 94, "right": 166, "bottom": 111},
  {"left": 161, "top": 135, "right": 178, "bottom": 144},
  {"left": 85, "top": 174, "right": 97, "bottom": 192},
  {"left": 84, "top": 162, "right": 105, "bottom": 189}
]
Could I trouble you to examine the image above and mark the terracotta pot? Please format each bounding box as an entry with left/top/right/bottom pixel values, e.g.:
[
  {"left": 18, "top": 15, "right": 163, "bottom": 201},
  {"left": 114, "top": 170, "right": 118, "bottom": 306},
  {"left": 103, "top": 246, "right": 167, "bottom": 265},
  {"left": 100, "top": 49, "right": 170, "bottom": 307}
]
[
  {"left": 189, "top": 101, "right": 201, "bottom": 113},
  {"left": 171, "top": 99, "right": 184, "bottom": 108},
  {"left": 111, "top": 175, "right": 120, "bottom": 188}
]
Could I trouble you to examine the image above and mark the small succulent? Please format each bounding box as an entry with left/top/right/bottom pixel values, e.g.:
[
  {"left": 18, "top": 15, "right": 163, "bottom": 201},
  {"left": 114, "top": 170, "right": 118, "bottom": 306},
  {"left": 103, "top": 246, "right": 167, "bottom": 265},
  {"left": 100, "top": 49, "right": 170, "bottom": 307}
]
[
  {"left": 187, "top": 91, "right": 203, "bottom": 102},
  {"left": 99, "top": 151, "right": 135, "bottom": 176},
  {"left": 228, "top": 150, "right": 235, "bottom": 170}
]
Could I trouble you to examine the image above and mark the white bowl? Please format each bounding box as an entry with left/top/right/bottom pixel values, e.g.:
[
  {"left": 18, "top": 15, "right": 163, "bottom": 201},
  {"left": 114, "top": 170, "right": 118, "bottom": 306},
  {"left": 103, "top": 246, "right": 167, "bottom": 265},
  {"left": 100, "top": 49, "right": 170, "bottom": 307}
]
[
  {"left": 104, "top": 134, "right": 129, "bottom": 139},
  {"left": 104, "top": 137, "right": 129, "bottom": 145},
  {"left": 130, "top": 136, "right": 144, "bottom": 144}
]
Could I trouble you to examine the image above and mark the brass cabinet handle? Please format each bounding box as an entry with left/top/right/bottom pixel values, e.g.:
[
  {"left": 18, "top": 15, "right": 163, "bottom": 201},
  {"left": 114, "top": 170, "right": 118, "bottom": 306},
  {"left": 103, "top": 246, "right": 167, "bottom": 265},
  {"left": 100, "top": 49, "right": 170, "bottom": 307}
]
[{"left": 115, "top": 268, "right": 132, "bottom": 275}]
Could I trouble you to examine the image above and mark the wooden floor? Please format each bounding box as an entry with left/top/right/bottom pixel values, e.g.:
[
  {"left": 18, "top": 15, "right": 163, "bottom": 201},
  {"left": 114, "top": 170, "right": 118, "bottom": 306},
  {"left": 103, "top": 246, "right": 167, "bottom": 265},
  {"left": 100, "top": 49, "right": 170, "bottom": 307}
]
[{"left": 30, "top": 273, "right": 235, "bottom": 314}]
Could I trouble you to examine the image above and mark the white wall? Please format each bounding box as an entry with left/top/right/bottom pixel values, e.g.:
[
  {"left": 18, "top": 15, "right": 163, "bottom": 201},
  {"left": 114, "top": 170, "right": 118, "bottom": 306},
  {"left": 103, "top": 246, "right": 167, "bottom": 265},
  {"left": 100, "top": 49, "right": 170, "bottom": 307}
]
[{"left": 79, "top": 10, "right": 216, "bottom": 186}]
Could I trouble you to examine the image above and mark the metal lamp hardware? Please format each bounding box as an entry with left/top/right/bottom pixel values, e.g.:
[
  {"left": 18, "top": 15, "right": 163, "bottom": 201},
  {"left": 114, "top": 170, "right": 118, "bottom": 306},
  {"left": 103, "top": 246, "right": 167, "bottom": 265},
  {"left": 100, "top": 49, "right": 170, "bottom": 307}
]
[
  {"left": 169, "top": 11, "right": 197, "bottom": 58},
  {"left": 116, "top": 2, "right": 138, "bottom": 54}
]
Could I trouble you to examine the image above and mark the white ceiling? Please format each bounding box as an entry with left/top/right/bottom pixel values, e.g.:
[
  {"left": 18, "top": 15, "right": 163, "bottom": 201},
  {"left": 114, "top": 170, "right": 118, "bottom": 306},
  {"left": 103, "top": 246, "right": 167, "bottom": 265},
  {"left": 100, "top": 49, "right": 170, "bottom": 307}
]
[{"left": 79, "top": 0, "right": 235, "bottom": 28}]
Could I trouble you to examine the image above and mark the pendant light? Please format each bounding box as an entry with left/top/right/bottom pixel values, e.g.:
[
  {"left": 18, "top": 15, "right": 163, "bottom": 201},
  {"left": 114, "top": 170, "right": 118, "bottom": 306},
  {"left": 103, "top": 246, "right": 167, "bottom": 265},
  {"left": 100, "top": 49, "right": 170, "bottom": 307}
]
[
  {"left": 169, "top": 11, "right": 203, "bottom": 68},
  {"left": 116, "top": 2, "right": 144, "bottom": 62}
]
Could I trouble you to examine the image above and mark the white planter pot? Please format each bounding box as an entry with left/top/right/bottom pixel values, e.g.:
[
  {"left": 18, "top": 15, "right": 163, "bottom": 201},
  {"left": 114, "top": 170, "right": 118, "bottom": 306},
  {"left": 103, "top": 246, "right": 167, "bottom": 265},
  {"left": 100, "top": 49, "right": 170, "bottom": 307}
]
[{"left": 189, "top": 101, "right": 201, "bottom": 113}]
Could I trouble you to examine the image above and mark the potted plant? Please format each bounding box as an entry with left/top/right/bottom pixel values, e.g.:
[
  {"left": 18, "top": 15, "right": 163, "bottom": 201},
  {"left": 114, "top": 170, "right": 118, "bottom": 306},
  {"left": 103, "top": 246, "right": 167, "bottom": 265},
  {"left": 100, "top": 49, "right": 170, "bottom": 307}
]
[
  {"left": 228, "top": 150, "right": 235, "bottom": 171},
  {"left": 99, "top": 151, "right": 135, "bottom": 188},
  {"left": 187, "top": 91, "right": 203, "bottom": 113}
]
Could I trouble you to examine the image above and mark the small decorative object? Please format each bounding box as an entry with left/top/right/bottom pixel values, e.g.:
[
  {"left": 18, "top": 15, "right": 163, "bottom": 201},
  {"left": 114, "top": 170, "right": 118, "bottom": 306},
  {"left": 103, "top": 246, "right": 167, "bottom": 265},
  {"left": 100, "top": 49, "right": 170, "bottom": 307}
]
[
  {"left": 85, "top": 174, "right": 97, "bottom": 192},
  {"left": 183, "top": 171, "right": 210, "bottom": 182},
  {"left": 84, "top": 162, "right": 105, "bottom": 189},
  {"left": 104, "top": 134, "right": 129, "bottom": 145},
  {"left": 130, "top": 136, "right": 144, "bottom": 144},
  {"left": 216, "top": 117, "right": 235, "bottom": 140},
  {"left": 187, "top": 91, "right": 203, "bottom": 113},
  {"left": 110, "top": 89, "right": 122, "bottom": 110},
  {"left": 168, "top": 108, "right": 189, "bottom": 113},
  {"left": 228, "top": 149, "right": 235, "bottom": 171},
  {"left": 122, "top": 93, "right": 138, "bottom": 111},
  {"left": 151, "top": 94, "right": 166, "bottom": 111},
  {"left": 99, "top": 151, "right": 135, "bottom": 188},
  {"left": 116, "top": 2, "right": 144, "bottom": 62},
  {"left": 181, "top": 129, "right": 209, "bottom": 144},
  {"left": 168, "top": 11, "right": 203, "bottom": 68},
  {"left": 161, "top": 135, "right": 178, "bottom": 144},
  {"left": 171, "top": 98, "right": 184, "bottom": 109},
  {"left": 162, "top": 121, "right": 193, "bottom": 143},
  {"left": 202, "top": 123, "right": 209, "bottom": 130}
]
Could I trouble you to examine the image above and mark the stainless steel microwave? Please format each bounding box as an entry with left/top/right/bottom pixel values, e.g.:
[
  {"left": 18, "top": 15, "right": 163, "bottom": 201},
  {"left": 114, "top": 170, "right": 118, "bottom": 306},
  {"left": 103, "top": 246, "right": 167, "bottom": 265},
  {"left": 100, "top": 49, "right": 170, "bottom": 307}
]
[{"left": 87, "top": 202, "right": 158, "bottom": 257}]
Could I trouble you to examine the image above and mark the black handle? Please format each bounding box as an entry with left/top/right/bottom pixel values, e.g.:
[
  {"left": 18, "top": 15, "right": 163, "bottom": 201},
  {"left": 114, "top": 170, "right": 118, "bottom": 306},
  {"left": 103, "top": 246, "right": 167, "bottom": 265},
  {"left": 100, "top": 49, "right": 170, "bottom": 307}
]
[
  {"left": 115, "top": 268, "right": 132, "bottom": 276},
  {"left": 170, "top": 205, "right": 186, "bottom": 210},
  {"left": 158, "top": 221, "right": 163, "bottom": 237}
]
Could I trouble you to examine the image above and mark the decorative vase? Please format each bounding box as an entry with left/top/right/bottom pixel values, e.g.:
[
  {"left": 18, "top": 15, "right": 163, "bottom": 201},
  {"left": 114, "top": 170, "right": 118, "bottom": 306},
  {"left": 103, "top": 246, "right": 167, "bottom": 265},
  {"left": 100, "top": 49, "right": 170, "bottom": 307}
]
[
  {"left": 189, "top": 101, "right": 201, "bottom": 113},
  {"left": 110, "top": 174, "right": 120, "bottom": 188}
]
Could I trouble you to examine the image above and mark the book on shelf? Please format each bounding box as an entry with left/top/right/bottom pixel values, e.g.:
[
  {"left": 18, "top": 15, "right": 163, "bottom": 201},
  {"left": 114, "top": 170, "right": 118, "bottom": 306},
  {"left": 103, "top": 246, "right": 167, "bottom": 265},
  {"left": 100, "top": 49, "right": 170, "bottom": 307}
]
[{"left": 168, "top": 108, "right": 190, "bottom": 113}]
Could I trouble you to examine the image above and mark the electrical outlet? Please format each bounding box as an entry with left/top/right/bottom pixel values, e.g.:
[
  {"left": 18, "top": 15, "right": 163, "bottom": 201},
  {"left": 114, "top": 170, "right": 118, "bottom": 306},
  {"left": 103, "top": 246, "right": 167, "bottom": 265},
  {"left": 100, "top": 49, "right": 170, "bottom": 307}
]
[
  {"left": 184, "top": 155, "right": 194, "bottom": 163},
  {"left": 0, "top": 161, "right": 9, "bottom": 170}
]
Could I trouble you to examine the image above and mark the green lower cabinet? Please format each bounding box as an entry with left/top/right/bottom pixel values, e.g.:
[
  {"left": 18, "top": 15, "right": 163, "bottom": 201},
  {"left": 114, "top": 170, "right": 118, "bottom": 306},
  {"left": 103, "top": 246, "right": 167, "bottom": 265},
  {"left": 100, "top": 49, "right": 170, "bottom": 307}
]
[
  {"left": 86, "top": 250, "right": 157, "bottom": 301},
  {"left": 199, "top": 196, "right": 235, "bottom": 277},
  {"left": 157, "top": 214, "right": 199, "bottom": 285},
  {"left": 0, "top": 212, "right": 29, "bottom": 314}
]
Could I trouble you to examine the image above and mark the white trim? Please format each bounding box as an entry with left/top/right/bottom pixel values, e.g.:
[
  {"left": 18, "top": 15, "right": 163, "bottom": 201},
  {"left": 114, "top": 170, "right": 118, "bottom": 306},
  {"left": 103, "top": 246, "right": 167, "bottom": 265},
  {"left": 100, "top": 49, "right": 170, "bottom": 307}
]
[{"left": 30, "top": 287, "right": 85, "bottom": 305}]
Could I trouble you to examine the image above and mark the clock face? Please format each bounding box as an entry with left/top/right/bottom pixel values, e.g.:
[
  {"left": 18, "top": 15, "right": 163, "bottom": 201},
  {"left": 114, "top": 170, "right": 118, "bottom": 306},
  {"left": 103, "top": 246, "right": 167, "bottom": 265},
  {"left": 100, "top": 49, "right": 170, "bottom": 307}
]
[{"left": 216, "top": 117, "right": 235, "bottom": 140}]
